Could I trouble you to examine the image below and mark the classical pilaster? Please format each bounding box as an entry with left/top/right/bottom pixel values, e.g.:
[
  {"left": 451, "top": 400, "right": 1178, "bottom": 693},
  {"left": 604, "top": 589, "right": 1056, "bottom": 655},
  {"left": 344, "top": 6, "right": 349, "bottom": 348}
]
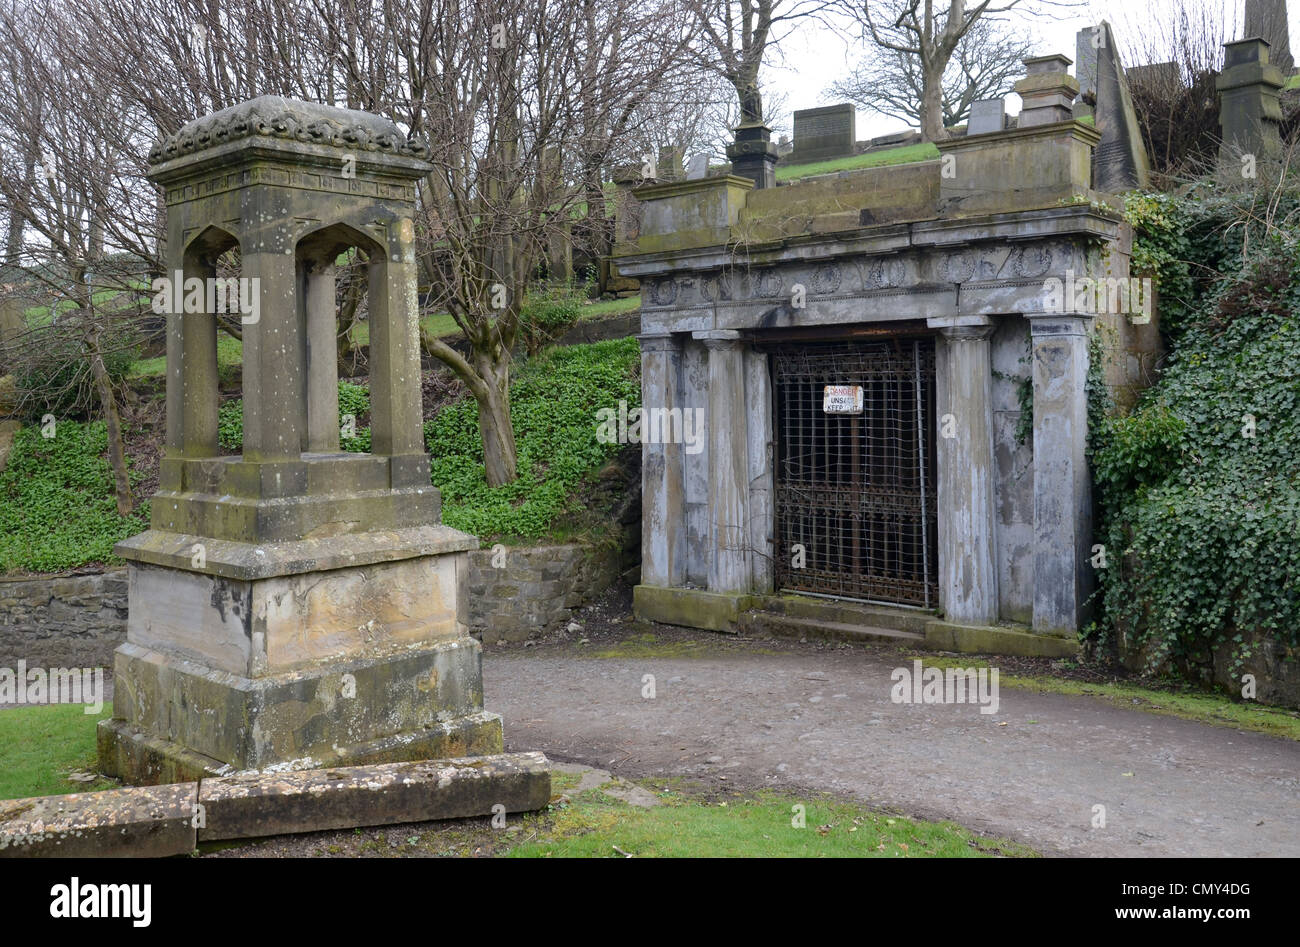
[
  {"left": 1027, "top": 313, "right": 1093, "bottom": 635},
  {"left": 701, "top": 331, "right": 749, "bottom": 593},
  {"left": 639, "top": 332, "right": 685, "bottom": 588},
  {"left": 930, "top": 317, "right": 999, "bottom": 625}
]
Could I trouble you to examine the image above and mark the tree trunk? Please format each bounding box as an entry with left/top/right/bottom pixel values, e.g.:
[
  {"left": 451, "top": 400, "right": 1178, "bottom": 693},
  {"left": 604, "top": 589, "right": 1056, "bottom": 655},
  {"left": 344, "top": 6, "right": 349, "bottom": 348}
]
[
  {"left": 87, "top": 329, "right": 133, "bottom": 515},
  {"left": 337, "top": 274, "right": 365, "bottom": 375},
  {"left": 474, "top": 354, "right": 518, "bottom": 487},
  {"left": 420, "top": 329, "right": 520, "bottom": 487},
  {"left": 920, "top": 64, "right": 948, "bottom": 142}
]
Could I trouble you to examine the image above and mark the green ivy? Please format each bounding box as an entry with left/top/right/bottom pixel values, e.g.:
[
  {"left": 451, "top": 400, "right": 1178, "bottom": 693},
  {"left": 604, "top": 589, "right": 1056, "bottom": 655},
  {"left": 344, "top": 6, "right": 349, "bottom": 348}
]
[{"left": 1089, "top": 238, "right": 1300, "bottom": 676}]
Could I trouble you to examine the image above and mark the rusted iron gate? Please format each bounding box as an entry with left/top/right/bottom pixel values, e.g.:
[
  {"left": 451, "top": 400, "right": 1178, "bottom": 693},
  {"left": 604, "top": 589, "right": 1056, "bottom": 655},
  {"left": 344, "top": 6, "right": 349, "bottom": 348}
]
[{"left": 767, "top": 335, "right": 938, "bottom": 608}]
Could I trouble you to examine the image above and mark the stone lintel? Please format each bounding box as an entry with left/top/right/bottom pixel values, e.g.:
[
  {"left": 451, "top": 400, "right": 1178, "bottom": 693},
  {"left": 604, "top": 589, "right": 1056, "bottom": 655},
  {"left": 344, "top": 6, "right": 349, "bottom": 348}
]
[
  {"left": 694, "top": 329, "right": 743, "bottom": 344},
  {"left": 630, "top": 174, "right": 755, "bottom": 203},
  {"left": 150, "top": 140, "right": 434, "bottom": 195},
  {"left": 114, "top": 524, "right": 477, "bottom": 580},
  {"left": 928, "top": 314, "right": 995, "bottom": 333}
]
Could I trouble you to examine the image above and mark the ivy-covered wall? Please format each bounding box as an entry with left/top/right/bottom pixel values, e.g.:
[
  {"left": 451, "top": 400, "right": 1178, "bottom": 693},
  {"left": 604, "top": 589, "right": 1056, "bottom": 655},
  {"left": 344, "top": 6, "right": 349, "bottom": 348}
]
[{"left": 1088, "top": 185, "right": 1300, "bottom": 708}]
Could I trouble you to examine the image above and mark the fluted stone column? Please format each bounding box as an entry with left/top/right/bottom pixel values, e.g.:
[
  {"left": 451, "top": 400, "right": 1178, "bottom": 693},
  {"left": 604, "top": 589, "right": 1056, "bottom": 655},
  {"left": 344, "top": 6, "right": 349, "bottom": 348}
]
[
  {"left": 1028, "top": 313, "right": 1093, "bottom": 635},
  {"left": 639, "top": 332, "right": 684, "bottom": 588},
  {"left": 930, "top": 317, "right": 999, "bottom": 625},
  {"left": 701, "top": 331, "right": 749, "bottom": 593}
]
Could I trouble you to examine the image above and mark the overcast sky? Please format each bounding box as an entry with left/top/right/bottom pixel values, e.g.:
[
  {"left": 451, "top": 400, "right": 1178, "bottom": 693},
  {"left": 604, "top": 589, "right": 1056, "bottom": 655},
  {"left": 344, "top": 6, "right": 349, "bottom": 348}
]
[{"left": 761, "top": 0, "right": 1291, "bottom": 140}]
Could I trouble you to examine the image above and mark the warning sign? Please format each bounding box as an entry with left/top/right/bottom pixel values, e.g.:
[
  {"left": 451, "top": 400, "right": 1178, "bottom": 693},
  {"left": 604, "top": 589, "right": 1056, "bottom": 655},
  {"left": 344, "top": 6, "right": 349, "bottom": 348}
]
[{"left": 823, "top": 385, "right": 864, "bottom": 414}]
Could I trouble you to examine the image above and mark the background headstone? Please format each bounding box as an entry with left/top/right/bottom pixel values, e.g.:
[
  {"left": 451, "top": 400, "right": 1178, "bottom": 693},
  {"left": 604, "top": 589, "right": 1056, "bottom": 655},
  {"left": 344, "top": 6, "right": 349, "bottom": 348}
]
[
  {"left": 968, "top": 98, "right": 1006, "bottom": 135},
  {"left": 788, "top": 104, "right": 856, "bottom": 163},
  {"left": 1126, "top": 61, "right": 1180, "bottom": 92},
  {"left": 686, "top": 153, "right": 709, "bottom": 180},
  {"left": 1246, "top": 0, "right": 1294, "bottom": 74},
  {"left": 657, "top": 145, "right": 684, "bottom": 182}
]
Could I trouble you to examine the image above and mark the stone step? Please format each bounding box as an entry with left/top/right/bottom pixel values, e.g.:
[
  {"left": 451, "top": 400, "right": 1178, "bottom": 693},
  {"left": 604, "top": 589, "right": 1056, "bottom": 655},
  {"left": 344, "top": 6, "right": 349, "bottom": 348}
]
[
  {"left": 739, "top": 611, "right": 925, "bottom": 645},
  {"left": 759, "top": 594, "right": 932, "bottom": 636}
]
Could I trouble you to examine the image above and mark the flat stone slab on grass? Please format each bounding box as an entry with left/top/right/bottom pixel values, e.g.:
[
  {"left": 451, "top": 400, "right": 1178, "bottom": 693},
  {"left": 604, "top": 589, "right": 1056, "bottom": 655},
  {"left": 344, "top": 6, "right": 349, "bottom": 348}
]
[
  {"left": 197, "top": 751, "right": 551, "bottom": 841},
  {"left": 0, "top": 783, "right": 198, "bottom": 858}
]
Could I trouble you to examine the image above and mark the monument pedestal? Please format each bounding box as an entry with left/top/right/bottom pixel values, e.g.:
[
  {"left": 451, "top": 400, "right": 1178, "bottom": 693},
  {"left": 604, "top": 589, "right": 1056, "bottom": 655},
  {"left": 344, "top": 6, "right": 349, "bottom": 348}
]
[{"left": 99, "top": 526, "right": 502, "bottom": 784}]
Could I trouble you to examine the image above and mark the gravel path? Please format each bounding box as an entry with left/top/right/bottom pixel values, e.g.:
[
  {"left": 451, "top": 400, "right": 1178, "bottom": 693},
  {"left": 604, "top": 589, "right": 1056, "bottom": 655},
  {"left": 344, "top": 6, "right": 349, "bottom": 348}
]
[{"left": 483, "top": 622, "right": 1300, "bottom": 858}]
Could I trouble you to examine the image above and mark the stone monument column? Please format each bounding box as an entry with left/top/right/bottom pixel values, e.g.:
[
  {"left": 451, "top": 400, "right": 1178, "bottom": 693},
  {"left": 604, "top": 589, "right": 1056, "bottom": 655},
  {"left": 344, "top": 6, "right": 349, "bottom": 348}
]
[
  {"left": 1217, "top": 38, "right": 1286, "bottom": 164},
  {"left": 1027, "top": 312, "right": 1093, "bottom": 636},
  {"left": 639, "top": 332, "right": 685, "bottom": 588},
  {"left": 930, "top": 317, "right": 999, "bottom": 625},
  {"left": 726, "top": 123, "right": 778, "bottom": 190},
  {"left": 701, "top": 331, "right": 750, "bottom": 593}
]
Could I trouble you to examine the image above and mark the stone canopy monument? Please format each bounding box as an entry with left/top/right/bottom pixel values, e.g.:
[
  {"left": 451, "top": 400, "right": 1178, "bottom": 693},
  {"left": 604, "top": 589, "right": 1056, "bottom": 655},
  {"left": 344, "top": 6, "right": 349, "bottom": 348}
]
[{"left": 99, "top": 96, "right": 502, "bottom": 784}]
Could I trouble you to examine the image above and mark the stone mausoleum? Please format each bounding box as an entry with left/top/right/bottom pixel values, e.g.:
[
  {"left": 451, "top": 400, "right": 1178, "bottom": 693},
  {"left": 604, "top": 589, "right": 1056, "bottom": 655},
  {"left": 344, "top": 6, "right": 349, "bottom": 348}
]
[
  {"left": 99, "top": 97, "right": 501, "bottom": 783},
  {"left": 616, "top": 56, "right": 1159, "bottom": 656}
]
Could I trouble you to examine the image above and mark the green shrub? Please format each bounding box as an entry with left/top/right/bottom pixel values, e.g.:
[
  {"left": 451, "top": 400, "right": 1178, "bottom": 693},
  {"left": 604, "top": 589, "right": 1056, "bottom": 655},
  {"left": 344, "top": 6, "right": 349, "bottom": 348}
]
[
  {"left": 13, "top": 324, "right": 139, "bottom": 423},
  {"left": 0, "top": 421, "right": 147, "bottom": 572},
  {"left": 425, "top": 336, "right": 641, "bottom": 538},
  {"left": 519, "top": 284, "right": 585, "bottom": 355}
]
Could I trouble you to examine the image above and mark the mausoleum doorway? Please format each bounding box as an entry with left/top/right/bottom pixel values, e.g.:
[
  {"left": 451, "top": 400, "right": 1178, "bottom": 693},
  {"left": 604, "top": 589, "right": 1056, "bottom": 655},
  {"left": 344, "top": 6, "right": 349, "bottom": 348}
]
[{"left": 768, "top": 333, "right": 938, "bottom": 609}]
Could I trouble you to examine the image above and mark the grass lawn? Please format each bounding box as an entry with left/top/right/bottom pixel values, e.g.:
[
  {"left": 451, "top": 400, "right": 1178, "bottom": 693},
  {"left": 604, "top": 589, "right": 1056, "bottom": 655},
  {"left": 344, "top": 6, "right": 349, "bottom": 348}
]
[
  {"left": 505, "top": 772, "right": 1035, "bottom": 858},
  {"left": 0, "top": 704, "right": 115, "bottom": 800},
  {"left": 577, "top": 294, "right": 639, "bottom": 320},
  {"left": 129, "top": 331, "right": 244, "bottom": 380},
  {"left": 909, "top": 654, "right": 1300, "bottom": 741},
  {"left": 776, "top": 142, "right": 940, "bottom": 182}
]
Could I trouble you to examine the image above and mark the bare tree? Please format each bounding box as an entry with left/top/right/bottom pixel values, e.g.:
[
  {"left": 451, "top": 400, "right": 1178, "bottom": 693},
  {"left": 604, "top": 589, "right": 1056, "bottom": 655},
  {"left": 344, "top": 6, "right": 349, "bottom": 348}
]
[
  {"left": 1114, "top": 0, "right": 1237, "bottom": 181},
  {"left": 692, "top": 0, "right": 838, "bottom": 125},
  {"left": 845, "top": 0, "right": 1069, "bottom": 142},
  {"left": 0, "top": 4, "right": 149, "bottom": 512},
  {"left": 337, "top": 0, "right": 697, "bottom": 486},
  {"left": 827, "top": 13, "right": 1032, "bottom": 129}
]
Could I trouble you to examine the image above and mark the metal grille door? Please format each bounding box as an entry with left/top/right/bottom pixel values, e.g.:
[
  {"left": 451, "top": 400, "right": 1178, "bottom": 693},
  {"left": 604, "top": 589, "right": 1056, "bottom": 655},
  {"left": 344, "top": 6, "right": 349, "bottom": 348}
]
[{"left": 772, "top": 338, "right": 938, "bottom": 607}]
